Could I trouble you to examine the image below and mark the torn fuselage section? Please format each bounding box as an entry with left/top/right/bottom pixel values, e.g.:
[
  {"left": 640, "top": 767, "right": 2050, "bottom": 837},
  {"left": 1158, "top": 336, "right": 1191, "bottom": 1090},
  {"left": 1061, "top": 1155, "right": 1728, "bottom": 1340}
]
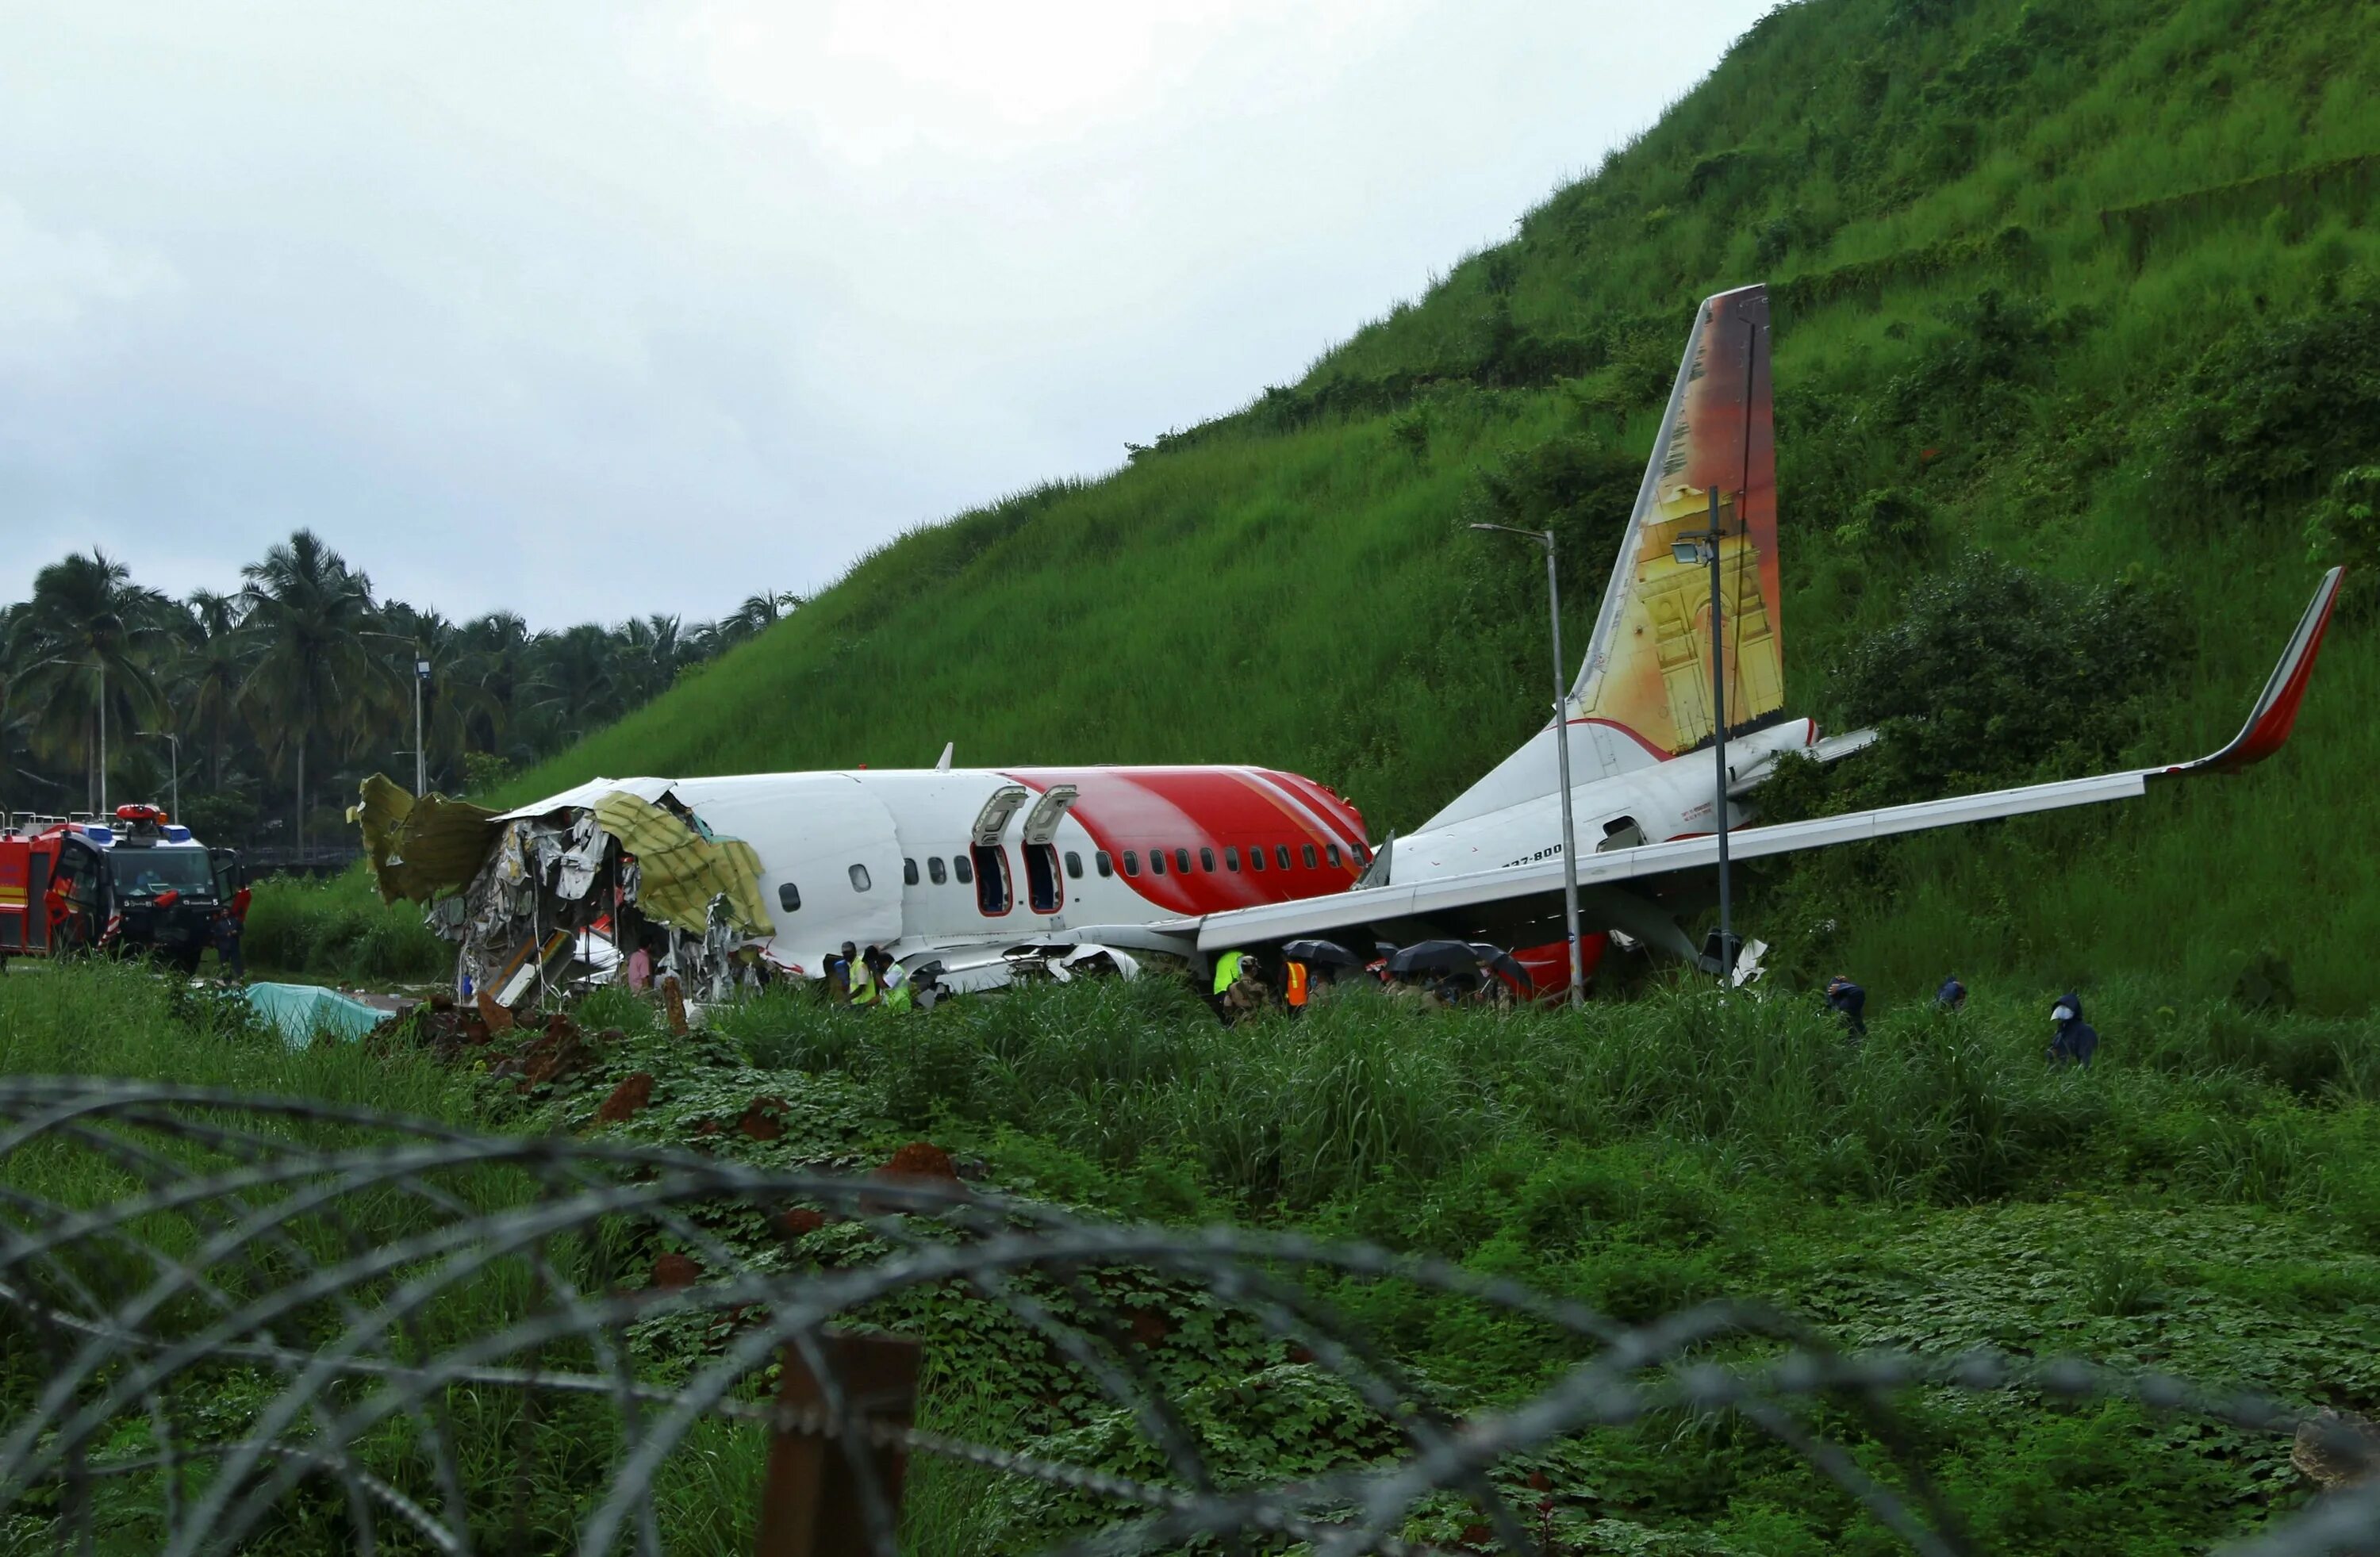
[{"left": 353, "top": 773, "right": 778, "bottom": 1015}]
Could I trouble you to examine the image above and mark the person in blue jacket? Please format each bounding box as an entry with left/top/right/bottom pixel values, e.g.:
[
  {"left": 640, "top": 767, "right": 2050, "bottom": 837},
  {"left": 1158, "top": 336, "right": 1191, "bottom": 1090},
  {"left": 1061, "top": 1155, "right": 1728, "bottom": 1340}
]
[
  {"left": 1935, "top": 976, "right": 1967, "bottom": 1012},
  {"left": 2048, "top": 991, "right": 2098, "bottom": 1068},
  {"left": 1825, "top": 975, "right": 1868, "bottom": 1040}
]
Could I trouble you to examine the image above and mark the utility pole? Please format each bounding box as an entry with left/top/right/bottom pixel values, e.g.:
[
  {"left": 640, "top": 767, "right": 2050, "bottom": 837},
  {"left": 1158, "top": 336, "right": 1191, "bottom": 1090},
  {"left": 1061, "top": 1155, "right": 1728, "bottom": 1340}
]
[
  {"left": 140, "top": 731, "right": 182, "bottom": 819},
  {"left": 1471, "top": 522, "right": 1586, "bottom": 1007},
  {"left": 97, "top": 662, "right": 108, "bottom": 818},
  {"left": 1672, "top": 485, "right": 1734, "bottom": 983},
  {"left": 1709, "top": 484, "right": 1731, "bottom": 982}
]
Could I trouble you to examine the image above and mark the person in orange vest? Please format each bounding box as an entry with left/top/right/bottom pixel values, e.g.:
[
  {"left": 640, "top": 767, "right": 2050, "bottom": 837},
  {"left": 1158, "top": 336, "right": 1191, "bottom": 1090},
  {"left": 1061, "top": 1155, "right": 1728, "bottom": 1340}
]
[{"left": 1283, "top": 957, "right": 1310, "bottom": 1018}]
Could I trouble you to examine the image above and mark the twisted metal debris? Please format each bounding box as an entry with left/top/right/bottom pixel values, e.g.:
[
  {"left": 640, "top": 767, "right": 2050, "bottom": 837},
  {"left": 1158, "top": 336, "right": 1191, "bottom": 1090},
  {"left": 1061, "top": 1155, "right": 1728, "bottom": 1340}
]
[{"left": 0, "top": 1077, "right": 2370, "bottom": 1555}]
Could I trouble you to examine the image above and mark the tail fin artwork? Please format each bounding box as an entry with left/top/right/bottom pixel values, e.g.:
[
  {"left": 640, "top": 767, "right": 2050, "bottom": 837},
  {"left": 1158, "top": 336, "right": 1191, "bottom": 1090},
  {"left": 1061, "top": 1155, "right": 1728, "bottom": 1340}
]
[{"left": 1569, "top": 282, "right": 1780, "bottom": 755}]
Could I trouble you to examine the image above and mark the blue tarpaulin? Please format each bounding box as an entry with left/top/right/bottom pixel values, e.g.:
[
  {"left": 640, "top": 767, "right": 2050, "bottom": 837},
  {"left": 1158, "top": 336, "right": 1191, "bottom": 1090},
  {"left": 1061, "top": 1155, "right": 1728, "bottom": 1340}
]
[{"left": 244, "top": 983, "right": 389, "bottom": 1047}]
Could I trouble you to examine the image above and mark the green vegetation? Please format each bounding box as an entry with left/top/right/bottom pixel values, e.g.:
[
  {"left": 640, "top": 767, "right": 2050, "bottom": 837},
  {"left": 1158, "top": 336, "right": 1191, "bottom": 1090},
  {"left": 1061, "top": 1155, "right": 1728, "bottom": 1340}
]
[
  {"left": 241, "top": 869, "right": 450, "bottom": 984},
  {"left": 6, "top": 964, "right": 2375, "bottom": 1551},
  {"left": 0, "top": 538, "right": 804, "bottom": 857},
  {"left": 501, "top": 0, "right": 2380, "bottom": 1011}
]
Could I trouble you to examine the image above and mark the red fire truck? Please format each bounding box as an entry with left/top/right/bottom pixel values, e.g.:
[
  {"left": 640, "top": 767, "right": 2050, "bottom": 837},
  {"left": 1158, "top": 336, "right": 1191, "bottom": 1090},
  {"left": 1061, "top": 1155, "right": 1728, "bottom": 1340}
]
[{"left": 0, "top": 805, "right": 244, "bottom": 972}]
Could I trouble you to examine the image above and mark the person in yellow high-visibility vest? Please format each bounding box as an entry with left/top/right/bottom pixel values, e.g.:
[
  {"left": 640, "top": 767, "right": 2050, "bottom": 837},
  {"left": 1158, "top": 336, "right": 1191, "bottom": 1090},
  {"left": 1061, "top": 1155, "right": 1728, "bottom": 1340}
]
[
  {"left": 850, "top": 945, "right": 881, "bottom": 1006},
  {"left": 1211, "top": 949, "right": 1243, "bottom": 999}
]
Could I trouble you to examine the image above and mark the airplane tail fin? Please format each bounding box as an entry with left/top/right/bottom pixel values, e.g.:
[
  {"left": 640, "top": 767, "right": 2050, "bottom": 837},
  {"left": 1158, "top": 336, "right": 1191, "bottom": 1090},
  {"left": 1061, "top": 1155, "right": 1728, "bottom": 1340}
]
[{"left": 1569, "top": 282, "right": 1782, "bottom": 756}]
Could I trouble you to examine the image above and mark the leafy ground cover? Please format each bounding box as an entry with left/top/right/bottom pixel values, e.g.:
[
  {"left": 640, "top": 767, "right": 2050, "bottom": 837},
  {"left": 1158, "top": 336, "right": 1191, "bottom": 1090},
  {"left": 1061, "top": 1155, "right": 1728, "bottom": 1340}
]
[{"left": 6, "top": 963, "right": 2374, "bottom": 1552}]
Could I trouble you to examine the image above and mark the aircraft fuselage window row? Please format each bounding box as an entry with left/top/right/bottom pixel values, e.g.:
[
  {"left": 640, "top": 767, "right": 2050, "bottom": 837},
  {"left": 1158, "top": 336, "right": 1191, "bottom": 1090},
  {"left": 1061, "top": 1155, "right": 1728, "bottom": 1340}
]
[
  {"left": 1092, "top": 842, "right": 1365, "bottom": 880},
  {"left": 785, "top": 834, "right": 1369, "bottom": 925}
]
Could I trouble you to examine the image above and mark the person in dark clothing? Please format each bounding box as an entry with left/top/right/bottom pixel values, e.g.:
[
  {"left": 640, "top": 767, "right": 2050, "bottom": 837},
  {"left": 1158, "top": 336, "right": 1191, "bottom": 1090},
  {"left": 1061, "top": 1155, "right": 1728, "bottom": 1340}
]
[
  {"left": 212, "top": 909, "right": 245, "bottom": 980},
  {"left": 1825, "top": 976, "right": 1868, "bottom": 1039},
  {"left": 2048, "top": 992, "right": 2098, "bottom": 1068},
  {"left": 1936, "top": 976, "right": 1967, "bottom": 1012}
]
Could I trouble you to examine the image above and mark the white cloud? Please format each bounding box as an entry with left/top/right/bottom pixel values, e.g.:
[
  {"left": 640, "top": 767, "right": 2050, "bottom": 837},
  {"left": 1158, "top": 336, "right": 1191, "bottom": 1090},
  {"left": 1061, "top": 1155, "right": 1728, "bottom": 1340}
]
[
  {"left": 0, "top": 200, "right": 179, "bottom": 364},
  {"left": 0, "top": 0, "right": 1768, "bottom": 626}
]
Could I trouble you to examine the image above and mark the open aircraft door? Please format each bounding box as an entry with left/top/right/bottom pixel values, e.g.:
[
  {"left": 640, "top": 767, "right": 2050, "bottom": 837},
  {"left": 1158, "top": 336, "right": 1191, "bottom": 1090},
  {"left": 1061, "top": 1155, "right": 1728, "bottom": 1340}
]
[
  {"left": 968, "top": 784, "right": 1030, "bottom": 916},
  {"left": 1019, "top": 784, "right": 1077, "bottom": 915}
]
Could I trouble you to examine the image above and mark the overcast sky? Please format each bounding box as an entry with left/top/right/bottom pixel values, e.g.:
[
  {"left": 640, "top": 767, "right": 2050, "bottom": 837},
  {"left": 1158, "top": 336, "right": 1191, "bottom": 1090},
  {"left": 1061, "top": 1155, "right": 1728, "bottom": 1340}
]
[{"left": 1, "top": 1, "right": 1771, "bottom": 627}]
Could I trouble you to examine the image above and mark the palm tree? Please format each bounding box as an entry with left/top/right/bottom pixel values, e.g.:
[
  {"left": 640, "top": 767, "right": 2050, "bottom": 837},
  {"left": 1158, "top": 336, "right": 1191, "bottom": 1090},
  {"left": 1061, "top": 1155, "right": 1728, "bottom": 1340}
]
[
  {"left": 175, "top": 590, "right": 255, "bottom": 792},
  {"left": 237, "top": 530, "right": 383, "bottom": 855},
  {"left": 710, "top": 590, "right": 804, "bottom": 651},
  {"left": 5, "top": 550, "right": 170, "bottom": 812},
  {"left": 528, "top": 623, "right": 620, "bottom": 749},
  {"left": 612, "top": 612, "right": 700, "bottom": 705},
  {"left": 458, "top": 611, "right": 534, "bottom": 765}
]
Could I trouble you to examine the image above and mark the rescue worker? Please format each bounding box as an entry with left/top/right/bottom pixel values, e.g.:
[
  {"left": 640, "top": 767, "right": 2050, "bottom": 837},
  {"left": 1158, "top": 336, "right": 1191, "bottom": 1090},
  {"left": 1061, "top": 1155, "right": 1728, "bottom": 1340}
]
[
  {"left": 1825, "top": 975, "right": 1868, "bottom": 1040},
  {"left": 881, "top": 958, "right": 912, "bottom": 1013},
  {"left": 850, "top": 944, "right": 881, "bottom": 1006},
  {"left": 212, "top": 903, "right": 246, "bottom": 981},
  {"left": 1223, "top": 953, "right": 1269, "bottom": 1019},
  {"left": 2048, "top": 992, "right": 2098, "bottom": 1068},
  {"left": 1283, "top": 957, "right": 1309, "bottom": 1018},
  {"left": 1211, "top": 949, "right": 1245, "bottom": 1000},
  {"left": 1936, "top": 976, "right": 1967, "bottom": 1012},
  {"left": 826, "top": 941, "right": 855, "bottom": 1003}
]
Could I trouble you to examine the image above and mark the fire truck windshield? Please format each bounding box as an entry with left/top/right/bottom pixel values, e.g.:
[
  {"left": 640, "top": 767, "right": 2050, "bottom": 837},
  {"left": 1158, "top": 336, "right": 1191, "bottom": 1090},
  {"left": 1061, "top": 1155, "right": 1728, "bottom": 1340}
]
[{"left": 108, "top": 849, "right": 216, "bottom": 899}]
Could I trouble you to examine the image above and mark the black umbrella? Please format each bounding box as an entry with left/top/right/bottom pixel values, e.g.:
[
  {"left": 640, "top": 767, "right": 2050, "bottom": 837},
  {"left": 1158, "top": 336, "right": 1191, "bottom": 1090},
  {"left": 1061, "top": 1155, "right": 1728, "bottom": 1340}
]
[
  {"left": 1281, "top": 938, "right": 1364, "bottom": 969},
  {"left": 1468, "top": 942, "right": 1536, "bottom": 992},
  {"left": 1384, "top": 940, "right": 1483, "bottom": 977}
]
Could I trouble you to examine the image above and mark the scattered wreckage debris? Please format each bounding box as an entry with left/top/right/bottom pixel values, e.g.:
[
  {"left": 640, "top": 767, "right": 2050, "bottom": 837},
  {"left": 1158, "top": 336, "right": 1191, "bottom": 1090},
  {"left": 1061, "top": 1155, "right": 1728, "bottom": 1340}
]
[{"left": 350, "top": 773, "right": 778, "bottom": 1025}]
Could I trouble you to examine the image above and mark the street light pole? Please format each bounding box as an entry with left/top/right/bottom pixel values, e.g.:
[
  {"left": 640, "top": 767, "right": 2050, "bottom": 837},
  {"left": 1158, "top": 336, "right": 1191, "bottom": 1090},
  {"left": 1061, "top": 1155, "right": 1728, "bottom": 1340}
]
[
  {"left": 413, "top": 650, "right": 428, "bottom": 797},
  {"left": 363, "top": 632, "right": 429, "bottom": 794},
  {"left": 140, "top": 731, "right": 182, "bottom": 819},
  {"left": 1672, "top": 485, "right": 1735, "bottom": 984},
  {"left": 1708, "top": 485, "right": 1731, "bottom": 983},
  {"left": 1471, "top": 522, "right": 1586, "bottom": 1007}
]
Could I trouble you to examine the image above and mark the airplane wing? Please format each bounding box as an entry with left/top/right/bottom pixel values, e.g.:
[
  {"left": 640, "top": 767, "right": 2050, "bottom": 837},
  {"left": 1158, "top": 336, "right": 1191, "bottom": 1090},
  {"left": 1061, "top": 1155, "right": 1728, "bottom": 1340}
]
[{"left": 1197, "top": 567, "right": 2343, "bottom": 954}]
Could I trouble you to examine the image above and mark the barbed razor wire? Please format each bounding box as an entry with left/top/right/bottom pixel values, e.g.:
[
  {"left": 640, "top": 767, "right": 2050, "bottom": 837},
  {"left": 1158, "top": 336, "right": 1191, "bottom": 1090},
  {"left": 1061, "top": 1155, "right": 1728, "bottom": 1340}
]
[{"left": 0, "top": 1077, "right": 2372, "bottom": 1555}]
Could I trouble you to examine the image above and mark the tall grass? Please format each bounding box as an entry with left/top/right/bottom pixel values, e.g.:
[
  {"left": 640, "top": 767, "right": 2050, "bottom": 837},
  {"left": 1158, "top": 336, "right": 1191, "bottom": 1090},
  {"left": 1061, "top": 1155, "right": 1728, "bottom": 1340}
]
[
  {"left": 708, "top": 973, "right": 2380, "bottom": 1221},
  {"left": 244, "top": 870, "right": 450, "bottom": 984}
]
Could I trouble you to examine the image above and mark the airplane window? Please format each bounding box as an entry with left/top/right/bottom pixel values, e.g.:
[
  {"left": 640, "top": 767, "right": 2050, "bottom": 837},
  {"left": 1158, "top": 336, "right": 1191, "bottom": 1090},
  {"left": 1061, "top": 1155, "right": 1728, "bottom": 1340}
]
[
  {"left": 777, "top": 882, "right": 801, "bottom": 912},
  {"left": 1096, "top": 850, "right": 1113, "bottom": 878},
  {"left": 1150, "top": 849, "right": 1166, "bottom": 876},
  {"left": 849, "top": 863, "right": 872, "bottom": 892},
  {"left": 1326, "top": 843, "right": 1342, "bottom": 868},
  {"left": 928, "top": 856, "right": 947, "bottom": 885},
  {"left": 1224, "top": 846, "right": 1240, "bottom": 872},
  {"left": 1172, "top": 848, "right": 1188, "bottom": 873},
  {"left": 1354, "top": 842, "right": 1371, "bottom": 865},
  {"left": 1199, "top": 847, "right": 1215, "bottom": 872},
  {"left": 954, "top": 854, "right": 974, "bottom": 885},
  {"left": 1248, "top": 846, "right": 1265, "bottom": 872},
  {"left": 1275, "top": 845, "right": 1292, "bottom": 870},
  {"left": 1302, "top": 843, "right": 1318, "bottom": 870},
  {"left": 1065, "top": 851, "right": 1083, "bottom": 879},
  {"left": 1123, "top": 850, "right": 1139, "bottom": 876},
  {"left": 904, "top": 857, "right": 919, "bottom": 886}
]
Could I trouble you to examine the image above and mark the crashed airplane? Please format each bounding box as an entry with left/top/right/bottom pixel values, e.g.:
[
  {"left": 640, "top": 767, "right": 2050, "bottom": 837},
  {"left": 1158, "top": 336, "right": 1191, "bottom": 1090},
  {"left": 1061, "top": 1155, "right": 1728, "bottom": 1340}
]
[{"left": 353, "top": 282, "right": 2342, "bottom": 1007}]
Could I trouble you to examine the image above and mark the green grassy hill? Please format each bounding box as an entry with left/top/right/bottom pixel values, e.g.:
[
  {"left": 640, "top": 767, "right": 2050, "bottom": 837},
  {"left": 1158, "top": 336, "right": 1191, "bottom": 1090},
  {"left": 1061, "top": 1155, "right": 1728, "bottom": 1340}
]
[{"left": 516, "top": 0, "right": 2380, "bottom": 1011}]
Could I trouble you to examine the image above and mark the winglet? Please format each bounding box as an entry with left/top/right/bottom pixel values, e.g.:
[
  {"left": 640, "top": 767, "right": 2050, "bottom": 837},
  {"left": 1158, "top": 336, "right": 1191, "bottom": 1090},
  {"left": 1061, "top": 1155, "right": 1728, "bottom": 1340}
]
[
  {"left": 2168, "top": 567, "right": 2344, "bottom": 777},
  {"left": 935, "top": 742, "right": 954, "bottom": 773}
]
